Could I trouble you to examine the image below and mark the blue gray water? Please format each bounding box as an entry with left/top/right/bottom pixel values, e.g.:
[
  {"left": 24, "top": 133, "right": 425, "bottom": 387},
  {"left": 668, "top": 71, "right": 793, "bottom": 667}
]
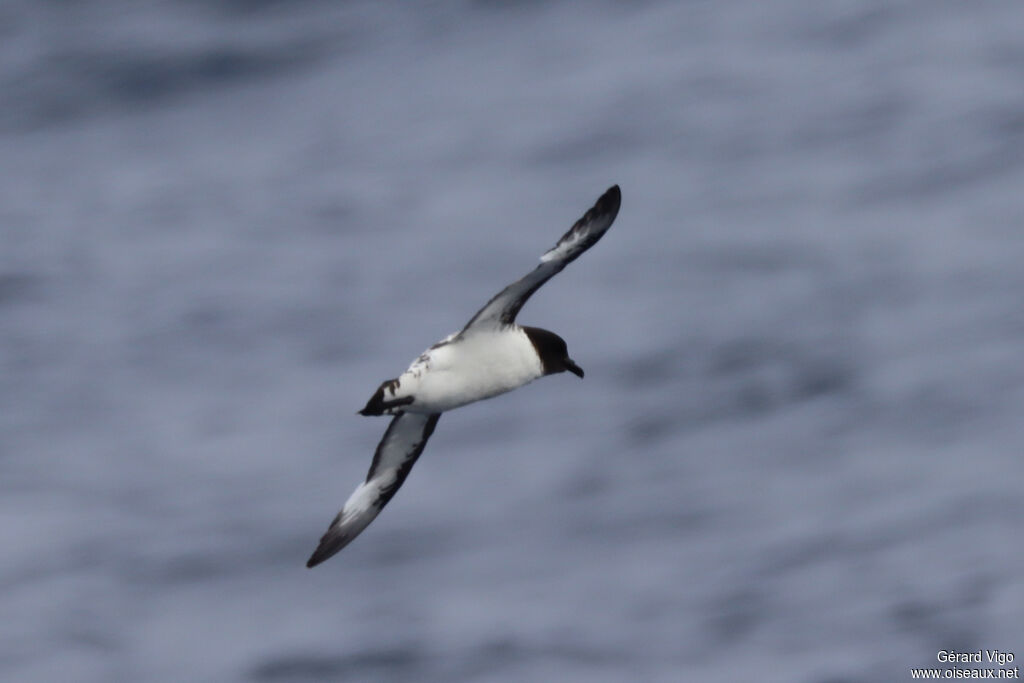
[{"left": 3, "top": 2, "right": 1024, "bottom": 681}]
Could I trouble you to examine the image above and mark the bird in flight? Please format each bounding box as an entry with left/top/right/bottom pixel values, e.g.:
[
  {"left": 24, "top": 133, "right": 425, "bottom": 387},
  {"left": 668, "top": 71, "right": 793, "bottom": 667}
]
[{"left": 307, "top": 185, "right": 621, "bottom": 567}]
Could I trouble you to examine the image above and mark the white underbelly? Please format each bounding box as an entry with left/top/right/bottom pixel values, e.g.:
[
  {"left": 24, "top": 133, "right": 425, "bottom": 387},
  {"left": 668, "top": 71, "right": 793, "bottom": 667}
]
[
  {"left": 400, "top": 329, "right": 543, "bottom": 413},
  {"left": 410, "top": 367, "right": 531, "bottom": 412}
]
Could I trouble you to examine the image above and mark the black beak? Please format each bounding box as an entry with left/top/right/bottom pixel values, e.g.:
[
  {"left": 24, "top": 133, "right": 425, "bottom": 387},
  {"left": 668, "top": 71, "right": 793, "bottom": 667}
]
[{"left": 564, "top": 358, "right": 584, "bottom": 378}]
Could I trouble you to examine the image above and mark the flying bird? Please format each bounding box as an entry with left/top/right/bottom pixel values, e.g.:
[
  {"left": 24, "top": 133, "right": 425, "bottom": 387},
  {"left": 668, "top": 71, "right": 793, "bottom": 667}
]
[{"left": 307, "top": 185, "right": 621, "bottom": 567}]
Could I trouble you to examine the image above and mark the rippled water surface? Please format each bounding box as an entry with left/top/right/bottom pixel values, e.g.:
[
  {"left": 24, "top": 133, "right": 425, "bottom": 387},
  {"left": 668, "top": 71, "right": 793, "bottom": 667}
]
[{"left": 3, "top": 2, "right": 1024, "bottom": 681}]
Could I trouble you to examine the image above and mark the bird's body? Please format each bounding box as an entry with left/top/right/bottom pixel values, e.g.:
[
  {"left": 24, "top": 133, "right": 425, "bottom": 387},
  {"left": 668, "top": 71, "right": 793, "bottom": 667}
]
[
  {"left": 307, "top": 185, "right": 621, "bottom": 567},
  {"left": 372, "top": 327, "right": 546, "bottom": 415}
]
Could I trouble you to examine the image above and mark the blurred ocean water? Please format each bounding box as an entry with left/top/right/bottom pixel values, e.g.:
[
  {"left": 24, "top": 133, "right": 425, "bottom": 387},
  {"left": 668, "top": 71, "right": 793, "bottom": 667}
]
[{"left": 3, "top": 1, "right": 1024, "bottom": 681}]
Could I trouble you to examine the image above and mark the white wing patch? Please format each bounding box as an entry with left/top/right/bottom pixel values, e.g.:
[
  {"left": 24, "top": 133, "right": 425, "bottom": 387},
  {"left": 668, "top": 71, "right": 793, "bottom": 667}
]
[{"left": 540, "top": 224, "right": 586, "bottom": 263}]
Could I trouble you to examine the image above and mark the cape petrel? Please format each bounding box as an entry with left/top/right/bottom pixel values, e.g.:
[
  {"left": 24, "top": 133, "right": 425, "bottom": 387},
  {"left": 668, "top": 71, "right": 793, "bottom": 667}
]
[{"left": 307, "top": 185, "right": 621, "bottom": 567}]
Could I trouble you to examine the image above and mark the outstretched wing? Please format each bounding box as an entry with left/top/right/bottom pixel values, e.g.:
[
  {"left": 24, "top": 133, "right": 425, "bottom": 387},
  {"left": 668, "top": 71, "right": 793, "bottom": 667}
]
[
  {"left": 461, "top": 185, "right": 621, "bottom": 332},
  {"left": 306, "top": 412, "right": 441, "bottom": 567}
]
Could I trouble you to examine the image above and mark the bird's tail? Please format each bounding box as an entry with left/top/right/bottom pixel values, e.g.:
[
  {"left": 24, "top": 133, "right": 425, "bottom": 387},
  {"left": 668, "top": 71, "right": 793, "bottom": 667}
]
[{"left": 358, "top": 378, "right": 413, "bottom": 416}]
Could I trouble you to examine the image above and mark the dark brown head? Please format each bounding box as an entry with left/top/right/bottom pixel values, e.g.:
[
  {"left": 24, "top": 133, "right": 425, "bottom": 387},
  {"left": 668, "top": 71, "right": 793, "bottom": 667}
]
[{"left": 522, "top": 326, "right": 584, "bottom": 378}]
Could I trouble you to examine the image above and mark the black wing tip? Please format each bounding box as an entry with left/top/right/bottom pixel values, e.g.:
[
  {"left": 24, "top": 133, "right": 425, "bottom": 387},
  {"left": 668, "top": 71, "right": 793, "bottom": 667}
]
[
  {"left": 306, "top": 511, "right": 350, "bottom": 568},
  {"left": 306, "top": 545, "right": 328, "bottom": 568},
  {"left": 571, "top": 184, "right": 620, "bottom": 239},
  {"left": 583, "top": 185, "right": 620, "bottom": 227},
  {"left": 306, "top": 531, "right": 348, "bottom": 568},
  {"left": 598, "top": 184, "right": 621, "bottom": 213},
  {"left": 306, "top": 551, "right": 332, "bottom": 568}
]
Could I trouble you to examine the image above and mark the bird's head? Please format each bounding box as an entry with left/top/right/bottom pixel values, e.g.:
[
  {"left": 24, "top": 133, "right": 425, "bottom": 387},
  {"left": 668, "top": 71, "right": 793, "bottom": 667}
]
[{"left": 522, "top": 326, "right": 584, "bottom": 378}]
